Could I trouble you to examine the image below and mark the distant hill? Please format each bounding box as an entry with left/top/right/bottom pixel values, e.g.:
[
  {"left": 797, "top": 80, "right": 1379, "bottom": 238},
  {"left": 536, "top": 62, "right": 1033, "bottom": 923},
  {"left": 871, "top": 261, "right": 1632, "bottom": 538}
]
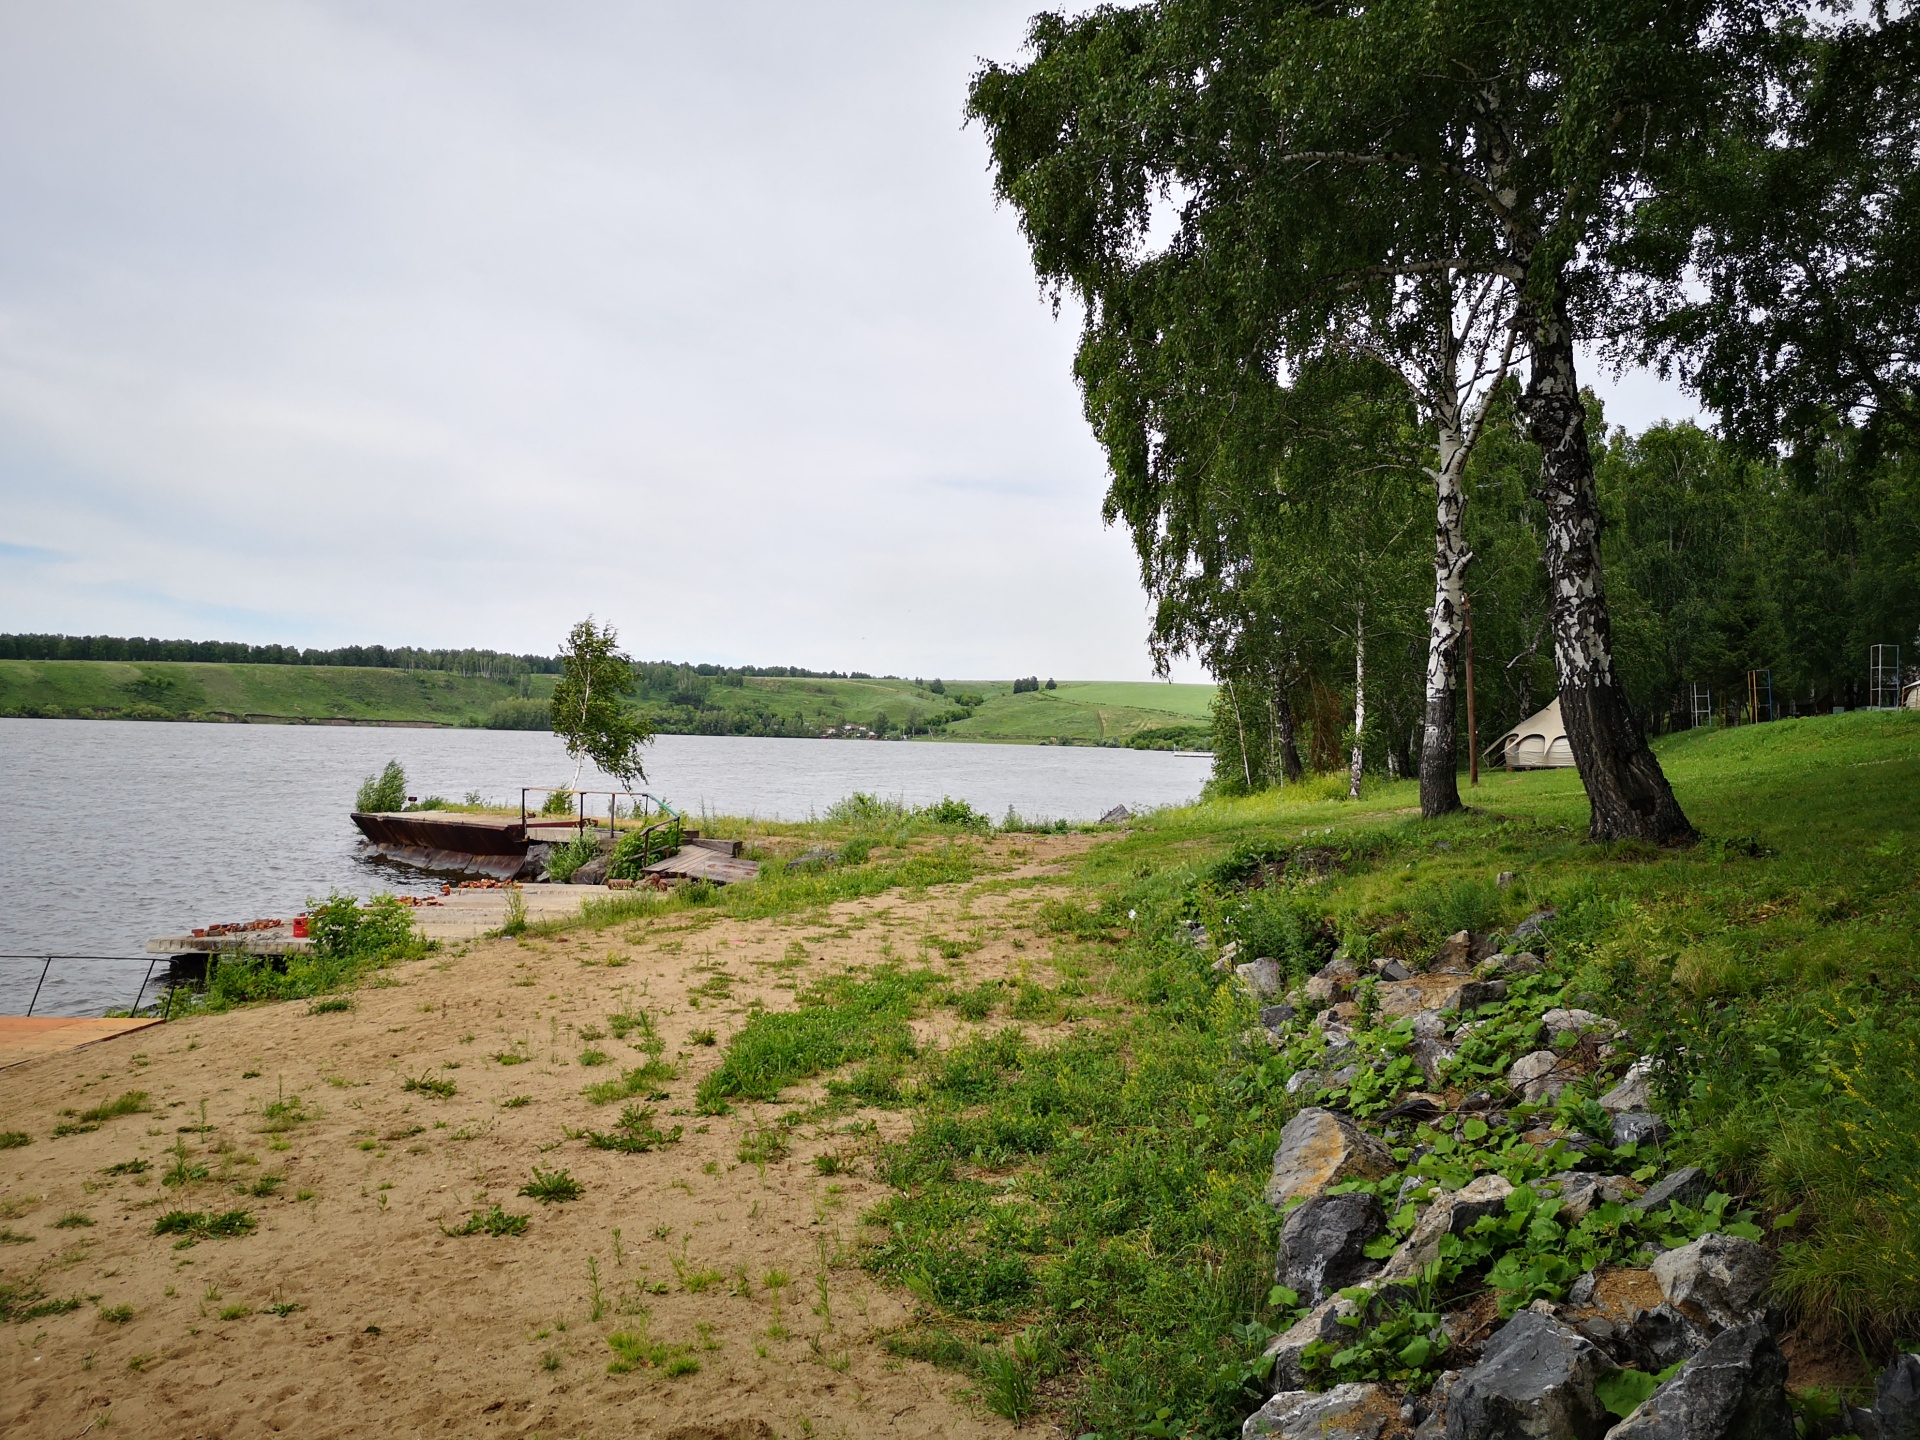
[{"left": 0, "top": 660, "right": 1214, "bottom": 748}]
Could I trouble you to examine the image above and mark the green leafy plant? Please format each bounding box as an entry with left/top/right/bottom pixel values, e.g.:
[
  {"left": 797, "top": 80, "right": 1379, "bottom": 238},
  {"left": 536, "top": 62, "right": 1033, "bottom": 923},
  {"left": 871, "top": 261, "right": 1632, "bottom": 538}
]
[
  {"left": 573, "top": 1104, "right": 683, "bottom": 1153},
  {"left": 402, "top": 1074, "right": 456, "bottom": 1099},
  {"left": 355, "top": 759, "right": 406, "bottom": 814},
  {"left": 153, "top": 1210, "right": 256, "bottom": 1240},
  {"left": 545, "top": 834, "right": 602, "bottom": 883},
  {"left": 519, "top": 1167, "right": 585, "bottom": 1204},
  {"left": 606, "top": 1328, "right": 699, "bottom": 1376},
  {"left": 442, "top": 1205, "right": 529, "bottom": 1237},
  {"left": 1598, "top": 1362, "right": 1685, "bottom": 1419}
]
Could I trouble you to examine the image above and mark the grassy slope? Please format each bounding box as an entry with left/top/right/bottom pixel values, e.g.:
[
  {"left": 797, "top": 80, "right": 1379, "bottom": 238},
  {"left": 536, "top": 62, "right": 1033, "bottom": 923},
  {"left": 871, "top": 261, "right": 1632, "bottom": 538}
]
[
  {"left": 0, "top": 659, "right": 545, "bottom": 724},
  {"left": 586, "top": 710, "right": 1919, "bottom": 1435},
  {"left": 0, "top": 661, "right": 1216, "bottom": 743}
]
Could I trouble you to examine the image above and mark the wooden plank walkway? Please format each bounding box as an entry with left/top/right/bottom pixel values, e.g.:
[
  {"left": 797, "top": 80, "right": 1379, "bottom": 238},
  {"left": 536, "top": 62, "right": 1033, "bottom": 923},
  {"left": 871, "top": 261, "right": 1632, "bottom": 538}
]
[{"left": 0, "top": 1016, "right": 165, "bottom": 1070}]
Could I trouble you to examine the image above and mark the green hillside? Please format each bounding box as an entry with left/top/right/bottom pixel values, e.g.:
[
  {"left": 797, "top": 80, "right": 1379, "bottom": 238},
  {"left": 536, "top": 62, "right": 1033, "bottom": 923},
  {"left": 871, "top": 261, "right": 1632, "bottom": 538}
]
[{"left": 0, "top": 660, "right": 1215, "bottom": 746}]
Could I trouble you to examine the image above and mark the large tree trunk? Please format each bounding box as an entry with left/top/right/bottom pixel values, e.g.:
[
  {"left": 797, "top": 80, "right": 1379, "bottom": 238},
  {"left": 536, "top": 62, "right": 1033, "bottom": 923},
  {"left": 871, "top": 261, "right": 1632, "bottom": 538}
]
[
  {"left": 1420, "top": 422, "right": 1470, "bottom": 818},
  {"left": 1348, "top": 608, "right": 1367, "bottom": 801},
  {"left": 1518, "top": 302, "right": 1695, "bottom": 844},
  {"left": 1270, "top": 674, "right": 1305, "bottom": 784}
]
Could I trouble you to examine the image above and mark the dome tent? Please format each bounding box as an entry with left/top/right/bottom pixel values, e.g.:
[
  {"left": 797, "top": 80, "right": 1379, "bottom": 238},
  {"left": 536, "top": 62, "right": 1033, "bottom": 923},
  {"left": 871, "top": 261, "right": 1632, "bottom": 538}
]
[{"left": 1489, "top": 697, "right": 1576, "bottom": 770}]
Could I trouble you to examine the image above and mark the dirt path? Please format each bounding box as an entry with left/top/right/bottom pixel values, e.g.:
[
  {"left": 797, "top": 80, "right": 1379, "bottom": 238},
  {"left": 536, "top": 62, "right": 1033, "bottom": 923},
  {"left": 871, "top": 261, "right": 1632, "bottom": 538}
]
[{"left": 0, "top": 836, "right": 1097, "bottom": 1440}]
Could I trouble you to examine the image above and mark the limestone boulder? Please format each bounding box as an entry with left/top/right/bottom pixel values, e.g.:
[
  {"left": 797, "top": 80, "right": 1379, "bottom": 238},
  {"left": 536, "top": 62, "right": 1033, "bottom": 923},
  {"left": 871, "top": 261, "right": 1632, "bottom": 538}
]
[
  {"left": 1603, "top": 1320, "right": 1793, "bottom": 1440},
  {"left": 1599, "top": 1059, "right": 1657, "bottom": 1114},
  {"left": 1277, "top": 1192, "right": 1385, "bottom": 1305},
  {"left": 1507, "top": 1049, "right": 1574, "bottom": 1103},
  {"left": 1237, "top": 958, "right": 1287, "bottom": 1001},
  {"left": 1650, "top": 1234, "right": 1772, "bottom": 1334},
  {"left": 1630, "top": 1166, "right": 1711, "bottom": 1214},
  {"left": 1540, "top": 1008, "right": 1613, "bottom": 1045},
  {"left": 1243, "top": 1383, "right": 1400, "bottom": 1440},
  {"left": 1873, "top": 1352, "right": 1920, "bottom": 1440},
  {"left": 1265, "top": 1292, "right": 1369, "bottom": 1391},
  {"left": 1380, "top": 1174, "right": 1515, "bottom": 1281},
  {"left": 1265, "top": 1108, "right": 1394, "bottom": 1208},
  {"left": 1443, "top": 1310, "right": 1610, "bottom": 1440}
]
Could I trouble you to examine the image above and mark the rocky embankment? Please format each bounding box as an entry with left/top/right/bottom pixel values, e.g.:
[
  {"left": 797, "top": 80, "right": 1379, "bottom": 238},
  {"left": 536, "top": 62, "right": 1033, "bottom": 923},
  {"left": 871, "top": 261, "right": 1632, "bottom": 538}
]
[{"left": 1211, "top": 921, "right": 1918, "bottom": 1440}]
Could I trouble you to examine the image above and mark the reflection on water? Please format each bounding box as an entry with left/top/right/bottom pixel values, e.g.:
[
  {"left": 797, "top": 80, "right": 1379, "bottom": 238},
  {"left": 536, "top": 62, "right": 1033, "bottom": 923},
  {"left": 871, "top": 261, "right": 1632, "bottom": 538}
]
[{"left": 0, "top": 719, "right": 1207, "bottom": 1015}]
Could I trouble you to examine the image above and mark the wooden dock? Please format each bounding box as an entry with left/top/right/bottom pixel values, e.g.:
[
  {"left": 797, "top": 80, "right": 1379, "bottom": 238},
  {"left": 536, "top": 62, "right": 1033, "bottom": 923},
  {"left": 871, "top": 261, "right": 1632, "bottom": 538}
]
[{"left": 0, "top": 1015, "right": 164, "bottom": 1069}]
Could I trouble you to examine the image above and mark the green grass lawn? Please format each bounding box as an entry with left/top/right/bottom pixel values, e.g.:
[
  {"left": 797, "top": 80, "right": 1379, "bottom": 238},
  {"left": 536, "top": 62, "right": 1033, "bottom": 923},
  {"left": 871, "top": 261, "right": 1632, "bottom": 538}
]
[{"left": 643, "top": 709, "right": 1920, "bottom": 1435}]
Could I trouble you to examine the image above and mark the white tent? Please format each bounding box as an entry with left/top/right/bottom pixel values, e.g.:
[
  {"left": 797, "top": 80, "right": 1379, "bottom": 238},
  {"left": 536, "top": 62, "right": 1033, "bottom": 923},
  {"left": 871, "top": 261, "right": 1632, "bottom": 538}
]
[{"left": 1489, "top": 697, "right": 1577, "bottom": 769}]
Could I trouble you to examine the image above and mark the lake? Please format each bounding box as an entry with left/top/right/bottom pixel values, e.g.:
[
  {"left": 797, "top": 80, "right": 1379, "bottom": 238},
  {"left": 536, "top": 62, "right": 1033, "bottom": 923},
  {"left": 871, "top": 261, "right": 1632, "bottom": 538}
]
[{"left": 0, "top": 719, "right": 1209, "bottom": 1016}]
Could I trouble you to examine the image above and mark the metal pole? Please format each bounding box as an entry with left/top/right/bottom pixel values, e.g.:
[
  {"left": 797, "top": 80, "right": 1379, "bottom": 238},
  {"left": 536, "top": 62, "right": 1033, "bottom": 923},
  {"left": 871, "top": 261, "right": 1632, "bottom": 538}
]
[
  {"left": 26, "top": 956, "right": 52, "bottom": 1017},
  {"left": 129, "top": 959, "right": 160, "bottom": 1018},
  {"left": 1464, "top": 594, "right": 1479, "bottom": 787}
]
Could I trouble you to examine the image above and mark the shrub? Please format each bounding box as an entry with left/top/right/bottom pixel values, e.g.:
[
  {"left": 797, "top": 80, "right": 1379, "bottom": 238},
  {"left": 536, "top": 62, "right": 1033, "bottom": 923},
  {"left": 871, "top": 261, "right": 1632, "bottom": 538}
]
[
  {"left": 354, "top": 760, "right": 406, "bottom": 814},
  {"left": 917, "top": 796, "right": 991, "bottom": 830},
  {"left": 308, "top": 891, "right": 418, "bottom": 962},
  {"left": 545, "top": 834, "right": 601, "bottom": 883},
  {"left": 482, "top": 698, "right": 551, "bottom": 731}
]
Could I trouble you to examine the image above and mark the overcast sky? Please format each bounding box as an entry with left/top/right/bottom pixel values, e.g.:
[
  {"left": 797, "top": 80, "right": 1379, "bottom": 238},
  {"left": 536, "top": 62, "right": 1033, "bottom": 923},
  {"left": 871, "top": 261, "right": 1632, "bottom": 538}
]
[{"left": 0, "top": 2, "right": 1701, "bottom": 681}]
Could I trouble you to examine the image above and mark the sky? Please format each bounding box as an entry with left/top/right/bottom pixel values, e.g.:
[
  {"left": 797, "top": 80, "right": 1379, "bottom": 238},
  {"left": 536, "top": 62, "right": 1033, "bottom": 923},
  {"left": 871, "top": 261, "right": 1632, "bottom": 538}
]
[{"left": 0, "top": 2, "right": 1703, "bottom": 682}]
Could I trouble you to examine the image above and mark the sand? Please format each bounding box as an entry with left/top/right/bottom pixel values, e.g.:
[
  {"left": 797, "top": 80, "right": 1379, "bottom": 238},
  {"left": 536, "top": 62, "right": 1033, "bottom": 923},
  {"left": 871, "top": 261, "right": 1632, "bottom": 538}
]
[{"left": 1, "top": 835, "right": 1098, "bottom": 1439}]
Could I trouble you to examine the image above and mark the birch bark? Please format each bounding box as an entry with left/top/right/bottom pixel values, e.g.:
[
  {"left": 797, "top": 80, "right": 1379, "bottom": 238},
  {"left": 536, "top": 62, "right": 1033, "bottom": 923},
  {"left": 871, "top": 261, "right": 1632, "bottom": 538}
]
[
  {"left": 1348, "top": 607, "right": 1367, "bottom": 800},
  {"left": 1518, "top": 302, "right": 1695, "bottom": 843}
]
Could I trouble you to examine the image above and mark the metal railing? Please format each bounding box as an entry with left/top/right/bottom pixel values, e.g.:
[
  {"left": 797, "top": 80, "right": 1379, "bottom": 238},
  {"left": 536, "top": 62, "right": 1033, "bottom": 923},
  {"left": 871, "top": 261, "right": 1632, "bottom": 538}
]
[
  {"left": 0, "top": 953, "right": 178, "bottom": 1018},
  {"left": 518, "top": 788, "right": 680, "bottom": 841}
]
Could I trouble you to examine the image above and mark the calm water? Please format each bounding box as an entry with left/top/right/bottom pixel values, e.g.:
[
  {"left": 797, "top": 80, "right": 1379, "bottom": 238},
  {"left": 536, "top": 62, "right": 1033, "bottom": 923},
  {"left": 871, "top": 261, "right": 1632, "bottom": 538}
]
[{"left": 0, "top": 719, "right": 1207, "bottom": 1016}]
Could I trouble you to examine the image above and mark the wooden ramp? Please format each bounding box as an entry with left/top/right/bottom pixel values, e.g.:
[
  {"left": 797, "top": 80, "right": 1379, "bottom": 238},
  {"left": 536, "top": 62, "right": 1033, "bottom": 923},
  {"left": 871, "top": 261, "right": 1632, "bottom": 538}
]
[{"left": 0, "top": 1016, "right": 165, "bottom": 1070}]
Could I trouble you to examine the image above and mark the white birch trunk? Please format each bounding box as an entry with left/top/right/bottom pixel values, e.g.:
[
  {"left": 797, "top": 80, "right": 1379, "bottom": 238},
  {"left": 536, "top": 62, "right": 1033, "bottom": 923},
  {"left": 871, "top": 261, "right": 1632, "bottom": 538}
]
[{"left": 1348, "top": 608, "right": 1366, "bottom": 801}]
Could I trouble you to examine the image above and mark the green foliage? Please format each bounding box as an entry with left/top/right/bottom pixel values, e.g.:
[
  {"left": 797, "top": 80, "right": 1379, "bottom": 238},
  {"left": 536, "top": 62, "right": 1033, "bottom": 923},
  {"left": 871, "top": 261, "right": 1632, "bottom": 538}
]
[
  {"left": 0, "top": 1132, "right": 28, "bottom": 1149},
  {"left": 575, "top": 1104, "right": 682, "bottom": 1153},
  {"left": 402, "top": 1074, "right": 456, "bottom": 1099},
  {"left": 354, "top": 759, "right": 406, "bottom": 814},
  {"left": 606, "top": 1328, "right": 699, "bottom": 1376},
  {"left": 77, "top": 1090, "right": 149, "bottom": 1124},
  {"left": 581, "top": 1062, "right": 677, "bottom": 1106},
  {"left": 694, "top": 966, "right": 931, "bottom": 1112},
  {"left": 519, "top": 1167, "right": 584, "bottom": 1204},
  {"left": 544, "top": 834, "right": 601, "bottom": 883},
  {"left": 737, "top": 1121, "right": 791, "bottom": 1166},
  {"left": 1598, "top": 1362, "right": 1685, "bottom": 1419},
  {"left": 153, "top": 1209, "right": 256, "bottom": 1239},
  {"left": 308, "top": 891, "right": 419, "bottom": 962},
  {"left": 482, "top": 697, "right": 550, "bottom": 730},
  {"left": 443, "top": 1205, "right": 529, "bottom": 1237},
  {"left": 551, "top": 617, "right": 652, "bottom": 789},
  {"left": 1, "top": 1278, "right": 81, "bottom": 1323}
]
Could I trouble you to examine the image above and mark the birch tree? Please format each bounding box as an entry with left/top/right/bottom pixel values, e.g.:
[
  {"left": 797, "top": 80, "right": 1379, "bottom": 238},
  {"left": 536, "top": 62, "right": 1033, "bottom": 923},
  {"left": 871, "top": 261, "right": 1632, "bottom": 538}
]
[{"left": 550, "top": 618, "right": 652, "bottom": 793}]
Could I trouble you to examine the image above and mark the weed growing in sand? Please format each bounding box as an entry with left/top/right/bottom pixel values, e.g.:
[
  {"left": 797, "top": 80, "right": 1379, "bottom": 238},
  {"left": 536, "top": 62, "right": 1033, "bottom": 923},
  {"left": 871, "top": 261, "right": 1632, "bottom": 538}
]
[
  {"left": 162, "top": 1141, "right": 209, "bottom": 1188},
  {"left": 541, "top": 1349, "right": 561, "bottom": 1372},
  {"left": 579, "top": 1024, "right": 606, "bottom": 1043},
  {"left": 498, "top": 1095, "right": 533, "bottom": 1109},
  {"left": 0, "top": 1229, "right": 30, "bottom": 1245},
  {"left": 152, "top": 1210, "right": 255, "bottom": 1240},
  {"left": 99, "top": 1304, "right": 133, "bottom": 1324},
  {"left": 571, "top": 1104, "right": 682, "bottom": 1154},
  {"left": 812, "top": 1153, "right": 843, "bottom": 1176},
  {"left": 52, "top": 1211, "right": 94, "bottom": 1229},
  {"left": 689, "top": 1028, "right": 717, "bottom": 1046},
  {"left": 218, "top": 1304, "right": 251, "bottom": 1320},
  {"left": 605, "top": 1004, "right": 662, "bottom": 1048},
  {"left": 103, "top": 1159, "right": 148, "bottom": 1176},
  {"left": 0, "top": 1132, "right": 29, "bottom": 1150},
  {"left": 578, "top": 1049, "right": 609, "bottom": 1067},
  {"left": 606, "top": 1328, "right": 699, "bottom": 1376},
  {"left": 519, "top": 1167, "right": 584, "bottom": 1204},
  {"left": 242, "top": 1175, "right": 284, "bottom": 1198},
  {"left": 307, "top": 997, "right": 353, "bottom": 1015},
  {"left": 443, "top": 1205, "right": 529, "bottom": 1237},
  {"left": 588, "top": 1256, "right": 607, "bottom": 1320},
  {"left": 53, "top": 1090, "right": 150, "bottom": 1137},
  {"left": 402, "top": 1074, "right": 457, "bottom": 1099},
  {"left": 492, "top": 1043, "right": 531, "bottom": 1066},
  {"left": 738, "top": 1121, "right": 791, "bottom": 1167},
  {"left": 259, "top": 1085, "right": 311, "bottom": 1132},
  {"left": 1, "top": 1277, "right": 81, "bottom": 1322},
  {"left": 581, "top": 1063, "right": 677, "bottom": 1106},
  {"left": 266, "top": 1301, "right": 302, "bottom": 1317}
]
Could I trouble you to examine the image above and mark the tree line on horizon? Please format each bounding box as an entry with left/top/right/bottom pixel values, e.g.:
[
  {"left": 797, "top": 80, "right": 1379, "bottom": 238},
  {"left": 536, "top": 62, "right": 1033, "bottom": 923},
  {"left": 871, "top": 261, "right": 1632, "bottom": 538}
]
[{"left": 968, "top": 0, "right": 1920, "bottom": 841}]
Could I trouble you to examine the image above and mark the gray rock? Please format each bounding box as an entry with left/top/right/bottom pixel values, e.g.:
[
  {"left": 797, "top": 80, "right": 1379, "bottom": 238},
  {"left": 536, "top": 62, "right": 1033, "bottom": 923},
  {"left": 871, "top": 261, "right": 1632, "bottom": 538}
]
[
  {"left": 1612, "top": 1112, "right": 1668, "bottom": 1149},
  {"left": 1278, "top": 1192, "right": 1386, "bottom": 1305},
  {"left": 1497, "top": 871, "right": 1516, "bottom": 888},
  {"left": 1414, "top": 1371, "right": 1461, "bottom": 1439},
  {"left": 1566, "top": 1271, "right": 1598, "bottom": 1307},
  {"left": 1508, "top": 1049, "right": 1573, "bottom": 1103},
  {"left": 1630, "top": 1167, "right": 1711, "bottom": 1214},
  {"left": 1412, "top": 1009, "right": 1450, "bottom": 1040},
  {"left": 1443, "top": 1309, "right": 1610, "bottom": 1439},
  {"left": 1511, "top": 908, "right": 1557, "bottom": 942},
  {"left": 1877, "top": 1353, "right": 1920, "bottom": 1440},
  {"left": 1541, "top": 1008, "right": 1613, "bottom": 1045},
  {"left": 1412, "top": 1037, "right": 1459, "bottom": 1086},
  {"left": 1599, "top": 1059, "right": 1657, "bottom": 1114},
  {"left": 1243, "top": 1382, "right": 1398, "bottom": 1439},
  {"left": 1265, "top": 1108, "right": 1395, "bottom": 1208},
  {"left": 1616, "top": 1304, "right": 1694, "bottom": 1372},
  {"left": 1100, "top": 804, "right": 1131, "bottom": 823},
  {"left": 1604, "top": 1320, "right": 1792, "bottom": 1440},
  {"left": 1260, "top": 1004, "right": 1297, "bottom": 1032},
  {"left": 1265, "top": 1293, "right": 1368, "bottom": 1391},
  {"left": 1651, "top": 1235, "right": 1772, "bottom": 1334},
  {"left": 1238, "top": 958, "right": 1287, "bottom": 1001},
  {"left": 1434, "top": 930, "right": 1475, "bottom": 971},
  {"left": 1381, "top": 1174, "right": 1515, "bottom": 1281},
  {"left": 1476, "top": 950, "right": 1544, "bottom": 980},
  {"left": 1375, "top": 958, "right": 1413, "bottom": 982},
  {"left": 1546, "top": 1172, "right": 1641, "bottom": 1223},
  {"left": 1284, "top": 1069, "right": 1324, "bottom": 1096},
  {"left": 1442, "top": 979, "right": 1509, "bottom": 1013},
  {"left": 569, "top": 856, "right": 611, "bottom": 885}
]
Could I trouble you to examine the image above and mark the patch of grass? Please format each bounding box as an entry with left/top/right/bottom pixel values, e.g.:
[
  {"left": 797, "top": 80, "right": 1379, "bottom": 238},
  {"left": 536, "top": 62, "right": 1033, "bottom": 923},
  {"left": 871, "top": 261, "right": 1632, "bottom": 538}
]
[
  {"left": 52, "top": 1211, "right": 94, "bottom": 1229},
  {"left": 402, "top": 1074, "right": 457, "bottom": 1099},
  {"left": 498, "top": 1094, "right": 533, "bottom": 1109},
  {"left": 307, "top": 996, "right": 353, "bottom": 1014},
  {"left": 573, "top": 1104, "right": 683, "bottom": 1154},
  {"left": 218, "top": 1304, "right": 252, "bottom": 1320},
  {"left": 443, "top": 1204, "right": 529, "bottom": 1237},
  {"left": 688, "top": 1028, "right": 717, "bottom": 1047},
  {"left": 103, "top": 1158, "right": 149, "bottom": 1175},
  {"left": 737, "top": 1121, "right": 791, "bottom": 1166},
  {"left": 259, "top": 1091, "right": 311, "bottom": 1132},
  {"left": 1, "top": 1278, "right": 81, "bottom": 1323},
  {"left": 0, "top": 1132, "right": 30, "bottom": 1150},
  {"left": 80, "top": 1090, "right": 150, "bottom": 1123},
  {"left": 152, "top": 1209, "right": 256, "bottom": 1240},
  {"left": 606, "top": 1328, "right": 700, "bottom": 1376},
  {"left": 0, "top": 1229, "right": 32, "bottom": 1245},
  {"left": 519, "top": 1167, "right": 585, "bottom": 1204},
  {"left": 243, "top": 1174, "right": 285, "bottom": 1198},
  {"left": 578, "top": 1049, "right": 610, "bottom": 1067},
  {"left": 99, "top": 1303, "right": 134, "bottom": 1323},
  {"left": 582, "top": 1062, "right": 678, "bottom": 1106},
  {"left": 695, "top": 965, "right": 932, "bottom": 1112}
]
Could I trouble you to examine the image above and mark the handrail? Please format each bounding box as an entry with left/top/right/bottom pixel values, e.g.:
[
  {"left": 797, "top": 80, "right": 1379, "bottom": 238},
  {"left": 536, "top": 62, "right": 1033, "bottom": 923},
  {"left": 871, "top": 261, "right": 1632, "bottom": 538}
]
[
  {"left": 0, "top": 953, "right": 168, "bottom": 1018},
  {"left": 519, "top": 788, "right": 679, "bottom": 840}
]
